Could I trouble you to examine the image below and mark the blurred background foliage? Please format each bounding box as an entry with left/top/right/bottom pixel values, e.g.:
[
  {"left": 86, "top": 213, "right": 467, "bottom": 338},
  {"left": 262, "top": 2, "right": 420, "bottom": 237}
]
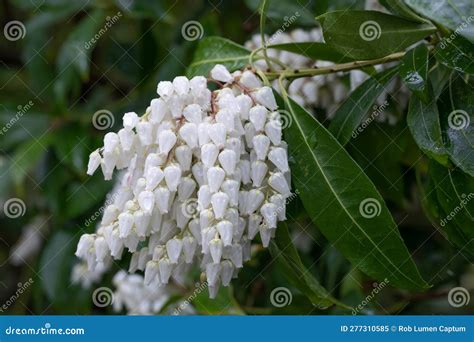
[{"left": 0, "top": 0, "right": 473, "bottom": 315}]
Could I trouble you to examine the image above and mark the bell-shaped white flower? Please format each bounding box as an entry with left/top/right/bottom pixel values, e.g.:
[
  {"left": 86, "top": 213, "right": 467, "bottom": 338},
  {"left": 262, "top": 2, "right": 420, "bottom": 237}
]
[
  {"left": 210, "top": 64, "right": 233, "bottom": 83},
  {"left": 166, "top": 238, "right": 183, "bottom": 264},
  {"left": 211, "top": 191, "right": 229, "bottom": 219},
  {"left": 268, "top": 147, "right": 289, "bottom": 172},
  {"left": 87, "top": 150, "right": 102, "bottom": 176},
  {"left": 158, "top": 130, "right": 177, "bottom": 155}
]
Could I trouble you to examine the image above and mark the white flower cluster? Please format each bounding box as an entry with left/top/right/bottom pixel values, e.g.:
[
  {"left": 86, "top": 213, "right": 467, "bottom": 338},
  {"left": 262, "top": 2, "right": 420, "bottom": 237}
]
[
  {"left": 246, "top": 26, "right": 408, "bottom": 123},
  {"left": 76, "top": 65, "right": 291, "bottom": 298}
]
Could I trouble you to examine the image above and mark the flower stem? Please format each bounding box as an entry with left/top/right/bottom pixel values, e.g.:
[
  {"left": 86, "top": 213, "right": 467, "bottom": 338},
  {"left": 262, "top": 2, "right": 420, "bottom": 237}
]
[{"left": 266, "top": 51, "right": 406, "bottom": 80}]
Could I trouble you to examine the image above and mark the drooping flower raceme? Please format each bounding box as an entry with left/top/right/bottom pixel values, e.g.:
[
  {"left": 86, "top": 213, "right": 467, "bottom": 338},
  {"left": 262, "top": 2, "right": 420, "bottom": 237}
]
[{"left": 76, "top": 65, "right": 291, "bottom": 298}]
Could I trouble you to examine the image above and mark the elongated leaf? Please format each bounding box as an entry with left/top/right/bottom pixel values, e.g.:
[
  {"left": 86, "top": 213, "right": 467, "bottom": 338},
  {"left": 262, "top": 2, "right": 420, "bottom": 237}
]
[
  {"left": 438, "top": 75, "right": 474, "bottom": 176},
  {"left": 187, "top": 37, "right": 250, "bottom": 77},
  {"left": 317, "top": 10, "right": 436, "bottom": 60},
  {"left": 434, "top": 36, "right": 474, "bottom": 75},
  {"left": 245, "top": 0, "right": 316, "bottom": 26},
  {"left": 379, "top": 0, "right": 428, "bottom": 22},
  {"left": 400, "top": 44, "right": 430, "bottom": 102},
  {"left": 267, "top": 42, "right": 351, "bottom": 63},
  {"left": 404, "top": 0, "right": 474, "bottom": 41},
  {"left": 328, "top": 67, "right": 398, "bottom": 145},
  {"left": 407, "top": 83, "right": 448, "bottom": 164},
  {"left": 269, "top": 222, "right": 343, "bottom": 309},
  {"left": 429, "top": 161, "right": 474, "bottom": 255},
  {"left": 276, "top": 92, "right": 429, "bottom": 290}
]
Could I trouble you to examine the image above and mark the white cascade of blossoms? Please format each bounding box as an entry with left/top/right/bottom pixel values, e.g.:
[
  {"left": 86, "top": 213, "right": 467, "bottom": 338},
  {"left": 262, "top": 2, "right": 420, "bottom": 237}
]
[{"left": 76, "top": 65, "right": 291, "bottom": 298}]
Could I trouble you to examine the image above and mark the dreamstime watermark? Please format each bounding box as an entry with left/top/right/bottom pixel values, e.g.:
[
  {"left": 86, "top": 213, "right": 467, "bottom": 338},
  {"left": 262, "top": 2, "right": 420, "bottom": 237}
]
[
  {"left": 269, "top": 109, "right": 293, "bottom": 130},
  {"left": 92, "top": 109, "right": 115, "bottom": 130},
  {"left": 3, "top": 198, "right": 26, "bottom": 219},
  {"left": 181, "top": 198, "right": 199, "bottom": 218},
  {"left": 0, "top": 101, "right": 34, "bottom": 136},
  {"left": 5, "top": 323, "right": 85, "bottom": 336},
  {"left": 92, "top": 286, "right": 114, "bottom": 307},
  {"left": 85, "top": 194, "right": 117, "bottom": 227},
  {"left": 3, "top": 20, "right": 26, "bottom": 41},
  {"left": 439, "top": 16, "right": 474, "bottom": 49},
  {"left": 440, "top": 192, "right": 474, "bottom": 227},
  {"left": 448, "top": 109, "right": 470, "bottom": 131},
  {"left": 447, "top": 287, "right": 470, "bottom": 308},
  {"left": 266, "top": 12, "right": 300, "bottom": 46},
  {"left": 172, "top": 281, "right": 208, "bottom": 315},
  {"left": 359, "top": 21, "right": 381, "bottom": 41},
  {"left": 0, "top": 278, "right": 34, "bottom": 313},
  {"left": 359, "top": 198, "right": 381, "bottom": 219},
  {"left": 270, "top": 287, "right": 292, "bottom": 307},
  {"left": 181, "top": 21, "right": 204, "bottom": 41},
  {"left": 352, "top": 278, "right": 389, "bottom": 315},
  {"left": 84, "top": 12, "right": 122, "bottom": 50},
  {"left": 352, "top": 101, "right": 389, "bottom": 139}
]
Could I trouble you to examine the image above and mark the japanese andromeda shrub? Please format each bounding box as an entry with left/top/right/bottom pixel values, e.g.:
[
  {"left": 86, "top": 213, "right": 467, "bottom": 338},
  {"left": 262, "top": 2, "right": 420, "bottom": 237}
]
[{"left": 76, "top": 65, "right": 291, "bottom": 298}]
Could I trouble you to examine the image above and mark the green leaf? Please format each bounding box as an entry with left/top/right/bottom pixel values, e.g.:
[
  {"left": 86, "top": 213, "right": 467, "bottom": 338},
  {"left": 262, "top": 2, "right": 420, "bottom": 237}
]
[
  {"left": 434, "top": 36, "right": 474, "bottom": 75},
  {"left": 114, "top": 0, "right": 165, "bottom": 19},
  {"left": 438, "top": 75, "right": 474, "bottom": 176},
  {"left": 429, "top": 161, "right": 474, "bottom": 255},
  {"left": 186, "top": 37, "right": 250, "bottom": 77},
  {"left": 379, "top": 0, "right": 428, "bottom": 22},
  {"left": 245, "top": 0, "right": 317, "bottom": 26},
  {"left": 193, "top": 285, "right": 244, "bottom": 315},
  {"left": 407, "top": 83, "right": 448, "bottom": 164},
  {"left": 317, "top": 10, "right": 436, "bottom": 60},
  {"left": 328, "top": 67, "right": 398, "bottom": 145},
  {"left": 400, "top": 44, "right": 430, "bottom": 102},
  {"left": 404, "top": 0, "right": 474, "bottom": 41},
  {"left": 267, "top": 42, "right": 351, "bottom": 63},
  {"left": 269, "top": 222, "right": 343, "bottom": 309},
  {"left": 277, "top": 92, "right": 429, "bottom": 290}
]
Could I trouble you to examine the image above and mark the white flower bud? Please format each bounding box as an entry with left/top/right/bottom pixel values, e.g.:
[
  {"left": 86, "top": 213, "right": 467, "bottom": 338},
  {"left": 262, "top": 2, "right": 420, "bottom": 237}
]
[
  {"left": 230, "top": 244, "right": 243, "bottom": 268},
  {"left": 200, "top": 209, "right": 214, "bottom": 230},
  {"left": 123, "top": 111, "right": 139, "bottom": 130},
  {"left": 102, "top": 205, "right": 119, "bottom": 226},
  {"left": 247, "top": 189, "right": 265, "bottom": 214},
  {"left": 207, "top": 167, "right": 225, "bottom": 193},
  {"left": 157, "top": 81, "right": 174, "bottom": 98},
  {"left": 211, "top": 191, "right": 229, "bottom": 219},
  {"left": 269, "top": 172, "right": 291, "bottom": 196},
  {"left": 210, "top": 64, "right": 233, "bottom": 83},
  {"left": 138, "top": 190, "right": 155, "bottom": 214},
  {"left": 218, "top": 149, "right": 237, "bottom": 175},
  {"left": 221, "top": 180, "right": 239, "bottom": 206},
  {"left": 150, "top": 98, "right": 168, "bottom": 123},
  {"left": 197, "top": 185, "right": 212, "bottom": 210},
  {"left": 261, "top": 202, "right": 278, "bottom": 229},
  {"left": 265, "top": 120, "right": 282, "bottom": 146},
  {"left": 189, "top": 218, "right": 201, "bottom": 244},
  {"left": 201, "top": 143, "right": 219, "bottom": 167},
  {"left": 136, "top": 122, "right": 153, "bottom": 146},
  {"left": 240, "top": 70, "right": 262, "bottom": 89},
  {"left": 134, "top": 210, "right": 151, "bottom": 237},
  {"left": 87, "top": 150, "right": 102, "bottom": 175},
  {"left": 238, "top": 160, "right": 251, "bottom": 184},
  {"left": 268, "top": 147, "right": 289, "bottom": 172},
  {"left": 183, "top": 236, "right": 197, "bottom": 263},
  {"left": 252, "top": 134, "right": 270, "bottom": 160},
  {"left": 217, "top": 220, "right": 233, "bottom": 246},
  {"left": 104, "top": 132, "right": 119, "bottom": 154},
  {"left": 209, "top": 238, "right": 223, "bottom": 264},
  {"left": 144, "top": 261, "right": 160, "bottom": 285},
  {"left": 118, "top": 128, "right": 134, "bottom": 151},
  {"left": 248, "top": 214, "right": 261, "bottom": 239},
  {"left": 221, "top": 260, "right": 234, "bottom": 286},
  {"left": 155, "top": 187, "right": 171, "bottom": 213},
  {"left": 236, "top": 94, "right": 252, "bottom": 120},
  {"left": 192, "top": 162, "right": 206, "bottom": 186},
  {"left": 145, "top": 166, "right": 164, "bottom": 190},
  {"left": 270, "top": 194, "right": 286, "bottom": 220},
  {"left": 251, "top": 161, "right": 268, "bottom": 187},
  {"left": 177, "top": 177, "right": 196, "bottom": 201},
  {"left": 183, "top": 104, "right": 202, "bottom": 123},
  {"left": 118, "top": 212, "right": 134, "bottom": 238},
  {"left": 208, "top": 123, "right": 227, "bottom": 148},
  {"left": 164, "top": 164, "right": 182, "bottom": 191},
  {"left": 166, "top": 238, "right": 183, "bottom": 264},
  {"left": 175, "top": 145, "right": 192, "bottom": 171},
  {"left": 255, "top": 86, "right": 277, "bottom": 110},
  {"left": 173, "top": 76, "right": 189, "bottom": 96},
  {"left": 198, "top": 122, "right": 211, "bottom": 145},
  {"left": 179, "top": 123, "right": 198, "bottom": 148},
  {"left": 158, "top": 130, "right": 177, "bottom": 155},
  {"left": 216, "top": 109, "right": 235, "bottom": 131},
  {"left": 206, "top": 262, "right": 221, "bottom": 286},
  {"left": 249, "top": 105, "right": 268, "bottom": 131},
  {"left": 259, "top": 224, "right": 272, "bottom": 247}
]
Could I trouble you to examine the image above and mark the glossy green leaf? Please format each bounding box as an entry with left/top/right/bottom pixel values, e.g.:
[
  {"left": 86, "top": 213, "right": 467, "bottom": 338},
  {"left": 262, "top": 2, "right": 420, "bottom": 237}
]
[
  {"left": 328, "top": 67, "right": 398, "bottom": 145},
  {"left": 317, "top": 10, "right": 436, "bottom": 60},
  {"left": 379, "top": 0, "right": 428, "bottom": 22},
  {"left": 269, "top": 222, "right": 343, "bottom": 309},
  {"left": 400, "top": 44, "right": 430, "bottom": 102},
  {"left": 404, "top": 0, "right": 474, "bottom": 41},
  {"left": 434, "top": 36, "right": 474, "bottom": 75},
  {"left": 267, "top": 42, "right": 351, "bottom": 63},
  {"left": 187, "top": 37, "right": 250, "bottom": 77},
  {"left": 277, "top": 92, "right": 429, "bottom": 290},
  {"left": 438, "top": 75, "right": 474, "bottom": 176},
  {"left": 407, "top": 83, "right": 448, "bottom": 164},
  {"left": 245, "top": 0, "right": 316, "bottom": 26},
  {"left": 429, "top": 161, "right": 474, "bottom": 255}
]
